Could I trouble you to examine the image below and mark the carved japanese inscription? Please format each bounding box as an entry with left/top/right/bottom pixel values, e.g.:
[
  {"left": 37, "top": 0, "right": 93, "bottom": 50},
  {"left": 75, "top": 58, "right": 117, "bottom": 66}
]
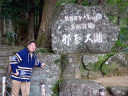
[{"left": 51, "top": 4, "right": 120, "bottom": 54}]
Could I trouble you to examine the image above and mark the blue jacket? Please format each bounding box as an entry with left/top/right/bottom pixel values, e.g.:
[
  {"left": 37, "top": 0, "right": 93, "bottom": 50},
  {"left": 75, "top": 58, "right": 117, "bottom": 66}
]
[{"left": 10, "top": 48, "right": 42, "bottom": 82}]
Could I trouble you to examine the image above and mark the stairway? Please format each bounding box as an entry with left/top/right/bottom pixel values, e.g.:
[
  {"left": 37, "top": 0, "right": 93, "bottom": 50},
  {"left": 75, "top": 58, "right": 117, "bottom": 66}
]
[{"left": 0, "top": 45, "right": 23, "bottom": 96}]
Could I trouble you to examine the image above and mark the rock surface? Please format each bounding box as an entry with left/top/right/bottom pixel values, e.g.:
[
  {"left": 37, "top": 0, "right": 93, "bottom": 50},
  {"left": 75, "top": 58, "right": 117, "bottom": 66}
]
[
  {"left": 109, "top": 86, "right": 128, "bottom": 96},
  {"left": 30, "top": 53, "right": 61, "bottom": 96},
  {"left": 0, "top": 46, "right": 127, "bottom": 96},
  {"left": 51, "top": 4, "right": 120, "bottom": 54},
  {"left": 60, "top": 54, "right": 82, "bottom": 79},
  {"left": 82, "top": 54, "right": 106, "bottom": 70},
  {"left": 59, "top": 79, "right": 105, "bottom": 96},
  {"left": 103, "top": 52, "right": 128, "bottom": 75}
]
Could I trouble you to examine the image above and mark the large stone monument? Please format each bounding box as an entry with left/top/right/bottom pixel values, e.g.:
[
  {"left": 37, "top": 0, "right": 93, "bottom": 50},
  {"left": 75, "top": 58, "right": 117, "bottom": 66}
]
[{"left": 51, "top": 4, "right": 120, "bottom": 54}]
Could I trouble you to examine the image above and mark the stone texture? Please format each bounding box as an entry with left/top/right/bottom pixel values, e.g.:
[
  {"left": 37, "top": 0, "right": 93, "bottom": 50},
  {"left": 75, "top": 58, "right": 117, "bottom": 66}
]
[
  {"left": 82, "top": 54, "right": 106, "bottom": 79},
  {"left": 0, "top": 57, "right": 9, "bottom": 66},
  {"left": 30, "top": 53, "right": 61, "bottom": 96},
  {"left": 0, "top": 19, "right": 1, "bottom": 45},
  {"left": 114, "top": 52, "right": 128, "bottom": 67},
  {"left": 103, "top": 52, "right": 128, "bottom": 75},
  {"left": 60, "top": 54, "right": 82, "bottom": 79},
  {"left": 82, "top": 54, "right": 106, "bottom": 70},
  {"left": 59, "top": 79, "right": 105, "bottom": 96},
  {"left": 88, "top": 71, "right": 102, "bottom": 79},
  {"left": 0, "top": 45, "right": 127, "bottom": 96},
  {"left": 0, "top": 46, "right": 23, "bottom": 56},
  {"left": 109, "top": 86, "right": 128, "bottom": 96},
  {"left": 51, "top": 4, "right": 120, "bottom": 54}
]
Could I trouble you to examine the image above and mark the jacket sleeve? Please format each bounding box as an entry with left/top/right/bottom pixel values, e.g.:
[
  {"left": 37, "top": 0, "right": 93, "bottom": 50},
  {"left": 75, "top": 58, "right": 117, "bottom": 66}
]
[
  {"left": 10, "top": 53, "right": 22, "bottom": 73},
  {"left": 34, "top": 56, "right": 42, "bottom": 67}
]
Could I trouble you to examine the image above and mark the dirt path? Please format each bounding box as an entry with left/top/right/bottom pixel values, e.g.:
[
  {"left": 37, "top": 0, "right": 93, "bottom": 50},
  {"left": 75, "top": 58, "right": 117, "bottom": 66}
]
[{"left": 92, "top": 76, "right": 128, "bottom": 87}]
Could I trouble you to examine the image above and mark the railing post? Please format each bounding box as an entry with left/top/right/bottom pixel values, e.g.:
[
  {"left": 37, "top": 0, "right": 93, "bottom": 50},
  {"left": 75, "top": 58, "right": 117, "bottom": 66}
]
[
  {"left": 99, "top": 88, "right": 106, "bottom": 96},
  {"left": 40, "top": 82, "right": 46, "bottom": 96},
  {"left": 2, "top": 76, "right": 6, "bottom": 96},
  {"left": 7, "top": 56, "right": 12, "bottom": 77}
]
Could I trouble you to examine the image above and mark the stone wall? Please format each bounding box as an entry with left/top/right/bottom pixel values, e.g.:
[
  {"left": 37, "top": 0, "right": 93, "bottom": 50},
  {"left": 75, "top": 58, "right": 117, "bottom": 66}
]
[
  {"left": 0, "top": 46, "right": 128, "bottom": 96},
  {"left": 60, "top": 52, "right": 128, "bottom": 80},
  {"left": 30, "top": 53, "right": 61, "bottom": 96}
]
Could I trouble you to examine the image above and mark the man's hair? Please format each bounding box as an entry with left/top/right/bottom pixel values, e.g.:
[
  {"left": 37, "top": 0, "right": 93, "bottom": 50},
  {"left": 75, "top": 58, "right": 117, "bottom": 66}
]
[{"left": 27, "top": 41, "right": 37, "bottom": 47}]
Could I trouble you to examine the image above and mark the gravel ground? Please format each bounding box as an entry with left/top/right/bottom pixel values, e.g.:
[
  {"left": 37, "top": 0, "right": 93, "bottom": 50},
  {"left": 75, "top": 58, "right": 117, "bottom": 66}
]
[{"left": 92, "top": 76, "right": 128, "bottom": 87}]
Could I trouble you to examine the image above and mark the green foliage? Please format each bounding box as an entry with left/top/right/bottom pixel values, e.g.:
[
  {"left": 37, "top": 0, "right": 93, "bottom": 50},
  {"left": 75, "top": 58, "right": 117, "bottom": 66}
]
[
  {"left": 101, "top": 63, "right": 121, "bottom": 75},
  {"left": 54, "top": 59, "right": 60, "bottom": 64},
  {"left": 101, "top": 60, "right": 127, "bottom": 76},
  {"left": 107, "top": 0, "right": 127, "bottom": 5},
  {"left": 6, "top": 31, "right": 16, "bottom": 45},
  {"left": 0, "top": 1, "right": 2, "bottom": 5},
  {"left": 36, "top": 49, "right": 47, "bottom": 54},
  {"left": 56, "top": 0, "right": 77, "bottom": 7},
  {"left": 111, "top": 18, "right": 128, "bottom": 52},
  {"left": 106, "top": 0, "right": 128, "bottom": 10},
  {"left": 101, "top": 64, "right": 108, "bottom": 74},
  {"left": 54, "top": 59, "right": 60, "bottom": 67},
  {"left": 0, "top": 2, "right": 26, "bottom": 21},
  {"left": 52, "top": 80, "right": 61, "bottom": 96},
  {"left": 0, "top": 1, "right": 42, "bottom": 22},
  {"left": 59, "top": 54, "right": 69, "bottom": 80},
  {"left": 107, "top": 15, "right": 118, "bottom": 24},
  {"left": 93, "top": 53, "right": 115, "bottom": 72},
  {"left": 100, "top": 53, "right": 128, "bottom": 75},
  {"left": 81, "top": 0, "right": 89, "bottom": 6},
  {"left": 94, "top": 55, "right": 106, "bottom": 71}
]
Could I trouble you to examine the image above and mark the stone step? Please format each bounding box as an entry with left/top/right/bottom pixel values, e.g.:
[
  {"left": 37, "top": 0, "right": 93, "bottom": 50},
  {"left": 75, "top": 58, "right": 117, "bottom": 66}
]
[
  {"left": 0, "top": 56, "right": 9, "bottom": 62},
  {"left": 0, "top": 50, "right": 13, "bottom": 57},
  {"left": 0, "top": 67, "right": 7, "bottom": 75},
  {"left": 0, "top": 46, "right": 23, "bottom": 57},
  {"left": 0, "top": 45, "right": 12, "bottom": 51},
  {"left": 0, "top": 46, "right": 22, "bottom": 96},
  {"left": 0, "top": 45, "right": 23, "bottom": 51}
]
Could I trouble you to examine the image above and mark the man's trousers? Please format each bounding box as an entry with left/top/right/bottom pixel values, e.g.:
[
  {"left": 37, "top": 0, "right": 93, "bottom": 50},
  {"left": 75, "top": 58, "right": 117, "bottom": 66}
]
[{"left": 11, "top": 80, "right": 30, "bottom": 96}]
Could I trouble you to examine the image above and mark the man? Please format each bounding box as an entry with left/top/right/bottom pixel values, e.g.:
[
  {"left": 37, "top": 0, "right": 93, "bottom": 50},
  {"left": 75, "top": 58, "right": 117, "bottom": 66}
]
[{"left": 10, "top": 41, "right": 45, "bottom": 96}]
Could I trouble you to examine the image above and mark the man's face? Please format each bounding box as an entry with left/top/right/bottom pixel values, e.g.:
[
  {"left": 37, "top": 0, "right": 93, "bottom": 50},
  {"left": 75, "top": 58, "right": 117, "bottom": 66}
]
[{"left": 27, "top": 42, "right": 36, "bottom": 53}]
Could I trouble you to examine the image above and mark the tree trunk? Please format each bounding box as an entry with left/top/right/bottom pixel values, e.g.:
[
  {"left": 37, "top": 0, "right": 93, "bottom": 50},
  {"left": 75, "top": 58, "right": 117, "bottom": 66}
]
[
  {"left": 1, "top": 5, "right": 6, "bottom": 45},
  {"left": 117, "top": 15, "right": 120, "bottom": 26},
  {"left": 17, "top": 20, "right": 28, "bottom": 46},
  {"left": 88, "top": 0, "right": 93, "bottom": 6},
  {"left": 28, "top": 0, "right": 35, "bottom": 41},
  {"left": 34, "top": 0, "right": 44, "bottom": 40},
  {"left": 28, "top": 11, "right": 35, "bottom": 41},
  {"left": 36, "top": 0, "right": 56, "bottom": 49},
  {"left": 98, "top": 0, "right": 103, "bottom": 5},
  {"left": 39, "top": 0, "right": 44, "bottom": 25},
  {"left": 77, "top": 0, "right": 84, "bottom": 5},
  {"left": 1, "top": 18, "right": 5, "bottom": 45},
  {"left": 98, "top": 0, "right": 106, "bottom": 5}
]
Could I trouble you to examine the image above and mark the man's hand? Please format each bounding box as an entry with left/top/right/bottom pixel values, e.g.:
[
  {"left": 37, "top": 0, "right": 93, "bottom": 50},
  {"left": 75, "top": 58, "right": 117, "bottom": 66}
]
[
  {"left": 41, "top": 63, "right": 45, "bottom": 68},
  {"left": 14, "top": 72, "right": 19, "bottom": 76}
]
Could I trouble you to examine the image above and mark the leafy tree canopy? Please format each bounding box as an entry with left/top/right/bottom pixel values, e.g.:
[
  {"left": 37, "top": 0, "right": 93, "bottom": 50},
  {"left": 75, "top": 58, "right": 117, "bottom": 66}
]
[{"left": 0, "top": 0, "right": 42, "bottom": 22}]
